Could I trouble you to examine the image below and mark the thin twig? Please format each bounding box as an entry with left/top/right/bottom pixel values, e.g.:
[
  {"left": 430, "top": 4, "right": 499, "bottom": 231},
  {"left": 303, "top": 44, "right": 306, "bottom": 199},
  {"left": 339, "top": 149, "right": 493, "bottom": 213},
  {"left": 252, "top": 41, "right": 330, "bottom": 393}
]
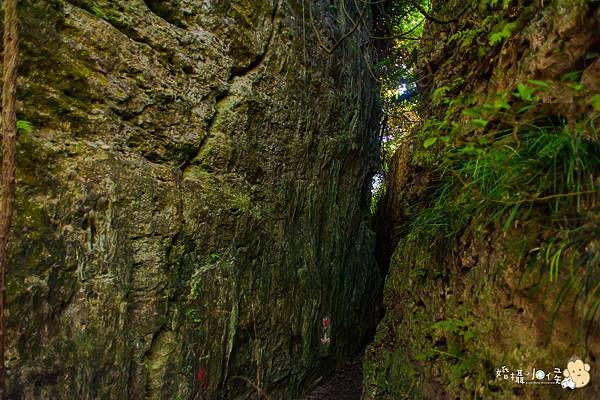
[
  {"left": 339, "top": 1, "right": 380, "bottom": 81},
  {"left": 229, "top": 375, "right": 272, "bottom": 400},
  {"left": 410, "top": 0, "right": 471, "bottom": 25},
  {"left": 370, "top": 19, "right": 425, "bottom": 40},
  {"left": 364, "top": 48, "right": 380, "bottom": 82},
  {"left": 309, "top": 1, "right": 368, "bottom": 54}
]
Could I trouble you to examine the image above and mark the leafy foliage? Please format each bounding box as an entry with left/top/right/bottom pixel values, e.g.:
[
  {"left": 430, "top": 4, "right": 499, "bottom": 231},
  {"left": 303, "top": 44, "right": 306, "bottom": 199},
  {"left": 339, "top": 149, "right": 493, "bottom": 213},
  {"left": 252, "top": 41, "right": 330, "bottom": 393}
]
[
  {"left": 370, "top": 1, "right": 427, "bottom": 211},
  {"left": 409, "top": 84, "right": 599, "bottom": 244},
  {"left": 488, "top": 21, "right": 517, "bottom": 45},
  {"left": 405, "top": 78, "right": 600, "bottom": 341},
  {"left": 16, "top": 120, "right": 33, "bottom": 134}
]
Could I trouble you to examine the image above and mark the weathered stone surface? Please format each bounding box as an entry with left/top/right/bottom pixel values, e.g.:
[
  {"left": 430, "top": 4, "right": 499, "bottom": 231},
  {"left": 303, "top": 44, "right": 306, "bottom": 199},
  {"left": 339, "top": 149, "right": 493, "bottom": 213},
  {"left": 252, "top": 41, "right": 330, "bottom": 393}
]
[
  {"left": 7, "top": 1, "right": 381, "bottom": 398},
  {"left": 365, "top": 1, "right": 599, "bottom": 399}
]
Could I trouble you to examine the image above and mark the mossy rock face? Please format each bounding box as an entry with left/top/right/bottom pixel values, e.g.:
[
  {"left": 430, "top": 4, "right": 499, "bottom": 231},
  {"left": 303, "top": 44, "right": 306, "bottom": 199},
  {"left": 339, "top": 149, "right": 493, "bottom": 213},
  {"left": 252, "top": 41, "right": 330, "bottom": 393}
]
[
  {"left": 366, "top": 0, "right": 600, "bottom": 399},
  {"left": 9, "top": 1, "right": 381, "bottom": 399}
]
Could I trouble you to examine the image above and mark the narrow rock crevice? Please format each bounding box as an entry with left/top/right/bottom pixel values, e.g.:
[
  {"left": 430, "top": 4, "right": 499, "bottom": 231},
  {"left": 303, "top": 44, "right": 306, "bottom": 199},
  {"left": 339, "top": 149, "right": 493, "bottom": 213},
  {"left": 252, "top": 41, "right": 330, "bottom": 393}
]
[
  {"left": 228, "top": 0, "right": 282, "bottom": 80},
  {"left": 179, "top": 93, "right": 231, "bottom": 176}
]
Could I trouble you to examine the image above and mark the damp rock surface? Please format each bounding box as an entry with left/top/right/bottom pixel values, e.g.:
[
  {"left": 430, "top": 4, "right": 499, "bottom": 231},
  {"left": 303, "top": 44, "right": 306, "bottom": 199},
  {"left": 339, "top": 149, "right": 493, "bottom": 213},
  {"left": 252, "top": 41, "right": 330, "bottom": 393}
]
[
  {"left": 8, "top": 1, "right": 381, "bottom": 399},
  {"left": 365, "top": 1, "right": 600, "bottom": 399}
]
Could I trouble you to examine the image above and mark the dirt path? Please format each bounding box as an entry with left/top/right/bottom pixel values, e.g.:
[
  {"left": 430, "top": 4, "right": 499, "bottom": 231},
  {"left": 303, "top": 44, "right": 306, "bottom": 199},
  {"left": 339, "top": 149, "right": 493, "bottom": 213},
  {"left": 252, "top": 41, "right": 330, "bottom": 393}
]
[{"left": 300, "top": 357, "right": 363, "bottom": 400}]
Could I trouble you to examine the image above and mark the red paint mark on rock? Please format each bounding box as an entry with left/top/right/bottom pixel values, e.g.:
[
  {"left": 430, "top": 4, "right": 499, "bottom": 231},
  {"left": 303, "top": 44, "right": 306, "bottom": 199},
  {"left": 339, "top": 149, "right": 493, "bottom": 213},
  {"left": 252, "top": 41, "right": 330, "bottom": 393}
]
[{"left": 197, "top": 366, "right": 208, "bottom": 388}]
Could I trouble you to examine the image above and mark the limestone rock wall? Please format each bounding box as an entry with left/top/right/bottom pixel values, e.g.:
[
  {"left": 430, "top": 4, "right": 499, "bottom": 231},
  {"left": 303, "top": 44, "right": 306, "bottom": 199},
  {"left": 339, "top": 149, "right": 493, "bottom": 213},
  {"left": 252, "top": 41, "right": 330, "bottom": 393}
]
[
  {"left": 365, "top": 1, "right": 599, "bottom": 399},
  {"left": 7, "top": 1, "right": 381, "bottom": 398}
]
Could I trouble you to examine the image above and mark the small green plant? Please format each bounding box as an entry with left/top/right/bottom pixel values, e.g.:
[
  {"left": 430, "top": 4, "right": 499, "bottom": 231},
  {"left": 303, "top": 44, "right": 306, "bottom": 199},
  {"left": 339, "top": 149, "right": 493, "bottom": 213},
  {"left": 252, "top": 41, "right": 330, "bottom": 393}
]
[
  {"left": 90, "top": 5, "right": 108, "bottom": 19},
  {"left": 488, "top": 0, "right": 510, "bottom": 9},
  {"left": 411, "top": 119, "right": 598, "bottom": 241},
  {"left": 409, "top": 81, "right": 599, "bottom": 253},
  {"left": 208, "top": 252, "right": 221, "bottom": 264},
  {"left": 488, "top": 21, "right": 517, "bottom": 45},
  {"left": 449, "top": 28, "right": 483, "bottom": 49},
  {"left": 423, "top": 137, "right": 437, "bottom": 148},
  {"left": 16, "top": 120, "right": 33, "bottom": 134},
  {"left": 186, "top": 309, "right": 203, "bottom": 332},
  {"left": 188, "top": 309, "right": 201, "bottom": 324},
  {"left": 414, "top": 316, "right": 487, "bottom": 393},
  {"left": 190, "top": 278, "right": 202, "bottom": 297},
  {"left": 432, "top": 85, "right": 450, "bottom": 106},
  {"left": 513, "top": 82, "right": 536, "bottom": 102},
  {"left": 561, "top": 70, "right": 583, "bottom": 82},
  {"left": 89, "top": 4, "right": 119, "bottom": 23}
]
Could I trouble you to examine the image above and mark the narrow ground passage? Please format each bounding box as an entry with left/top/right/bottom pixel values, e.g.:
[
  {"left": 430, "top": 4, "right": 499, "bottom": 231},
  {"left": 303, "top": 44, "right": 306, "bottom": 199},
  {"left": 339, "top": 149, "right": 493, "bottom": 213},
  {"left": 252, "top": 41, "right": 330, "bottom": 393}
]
[{"left": 301, "top": 357, "right": 363, "bottom": 400}]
